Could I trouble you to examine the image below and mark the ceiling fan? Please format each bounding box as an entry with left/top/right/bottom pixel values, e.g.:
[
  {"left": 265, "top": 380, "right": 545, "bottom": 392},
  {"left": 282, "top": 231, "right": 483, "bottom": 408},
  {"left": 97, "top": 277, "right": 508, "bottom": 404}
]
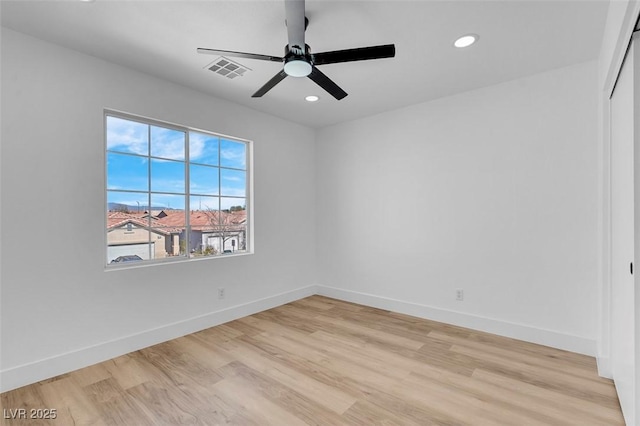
[{"left": 197, "top": 0, "right": 395, "bottom": 100}]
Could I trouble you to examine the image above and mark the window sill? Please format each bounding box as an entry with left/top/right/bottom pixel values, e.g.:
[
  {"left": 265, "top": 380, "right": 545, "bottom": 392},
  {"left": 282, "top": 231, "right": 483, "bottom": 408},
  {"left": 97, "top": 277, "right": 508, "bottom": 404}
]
[{"left": 105, "top": 251, "right": 253, "bottom": 272}]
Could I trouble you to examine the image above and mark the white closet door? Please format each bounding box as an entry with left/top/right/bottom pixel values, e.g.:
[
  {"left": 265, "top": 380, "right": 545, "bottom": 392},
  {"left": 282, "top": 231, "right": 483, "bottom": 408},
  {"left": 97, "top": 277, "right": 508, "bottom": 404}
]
[{"left": 610, "top": 33, "right": 638, "bottom": 426}]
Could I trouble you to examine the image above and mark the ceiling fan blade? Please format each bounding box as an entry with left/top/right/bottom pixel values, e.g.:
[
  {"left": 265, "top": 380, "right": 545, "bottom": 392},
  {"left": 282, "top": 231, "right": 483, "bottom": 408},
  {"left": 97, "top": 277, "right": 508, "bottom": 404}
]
[
  {"left": 284, "top": 0, "right": 306, "bottom": 52},
  {"left": 197, "top": 48, "right": 283, "bottom": 63},
  {"left": 308, "top": 66, "right": 347, "bottom": 100},
  {"left": 312, "top": 44, "right": 396, "bottom": 66},
  {"left": 252, "top": 70, "right": 288, "bottom": 98}
]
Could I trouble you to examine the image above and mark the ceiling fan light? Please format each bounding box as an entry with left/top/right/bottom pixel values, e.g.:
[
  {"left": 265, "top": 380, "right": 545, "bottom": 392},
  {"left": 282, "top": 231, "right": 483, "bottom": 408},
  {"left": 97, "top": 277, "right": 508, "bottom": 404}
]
[
  {"left": 454, "top": 34, "right": 478, "bottom": 48},
  {"left": 284, "top": 59, "right": 312, "bottom": 77}
]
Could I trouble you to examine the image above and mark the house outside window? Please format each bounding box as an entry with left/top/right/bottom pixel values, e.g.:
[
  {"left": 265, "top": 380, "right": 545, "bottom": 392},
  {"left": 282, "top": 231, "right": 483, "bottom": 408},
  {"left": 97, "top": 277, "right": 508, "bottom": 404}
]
[{"left": 105, "top": 111, "right": 251, "bottom": 267}]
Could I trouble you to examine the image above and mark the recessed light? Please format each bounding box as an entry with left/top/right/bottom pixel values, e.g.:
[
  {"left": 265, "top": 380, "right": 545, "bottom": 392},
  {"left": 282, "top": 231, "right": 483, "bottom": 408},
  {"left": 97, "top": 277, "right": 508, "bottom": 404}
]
[
  {"left": 454, "top": 34, "right": 478, "bottom": 48},
  {"left": 305, "top": 95, "right": 319, "bottom": 102}
]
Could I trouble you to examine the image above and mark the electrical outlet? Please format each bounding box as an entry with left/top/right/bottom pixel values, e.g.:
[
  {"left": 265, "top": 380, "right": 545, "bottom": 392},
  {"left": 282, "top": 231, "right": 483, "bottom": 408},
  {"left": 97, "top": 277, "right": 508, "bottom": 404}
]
[
  {"left": 456, "top": 289, "right": 464, "bottom": 301},
  {"left": 218, "top": 288, "right": 225, "bottom": 300}
]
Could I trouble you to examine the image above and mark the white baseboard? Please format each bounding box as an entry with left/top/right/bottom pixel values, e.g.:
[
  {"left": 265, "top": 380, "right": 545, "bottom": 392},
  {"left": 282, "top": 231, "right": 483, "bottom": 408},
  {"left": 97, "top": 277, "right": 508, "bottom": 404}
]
[
  {"left": 596, "top": 356, "right": 613, "bottom": 379},
  {"left": 317, "top": 285, "right": 597, "bottom": 357},
  {"left": 2, "top": 283, "right": 599, "bottom": 393},
  {"left": 0, "top": 285, "right": 317, "bottom": 393}
]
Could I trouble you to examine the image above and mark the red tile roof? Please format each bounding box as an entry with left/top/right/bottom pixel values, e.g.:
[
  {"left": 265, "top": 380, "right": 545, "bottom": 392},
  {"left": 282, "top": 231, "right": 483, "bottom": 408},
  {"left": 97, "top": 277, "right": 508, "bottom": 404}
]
[{"left": 107, "top": 210, "right": 246, "bottom": 233}]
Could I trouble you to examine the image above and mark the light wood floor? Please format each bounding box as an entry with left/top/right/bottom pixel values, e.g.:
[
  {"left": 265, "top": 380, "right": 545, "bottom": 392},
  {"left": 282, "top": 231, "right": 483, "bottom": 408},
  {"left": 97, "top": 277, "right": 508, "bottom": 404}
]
[{"left": 1, "top": 296, "right": 624, "bottom": 425}]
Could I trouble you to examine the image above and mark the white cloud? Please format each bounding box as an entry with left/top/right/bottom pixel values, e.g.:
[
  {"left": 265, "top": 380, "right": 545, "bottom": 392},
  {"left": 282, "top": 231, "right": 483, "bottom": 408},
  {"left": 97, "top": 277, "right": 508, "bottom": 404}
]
[
  {"left": 151, "top": 126, "right": 185, "bottom": 160},
  {"left": 220, "top": 187, "right": 245, "bottom": 197},
  {"left": 220, "top": 140, "right": 246, "bottom": 169},
  {"left": 189, "top": 132, "right": 218, "bottom": 164},
  {"left": 189, "top": 133, "right": 207, "bottom": 159},
  {"left": 106, "top": 116, "right": 148, "bottom": 155}
]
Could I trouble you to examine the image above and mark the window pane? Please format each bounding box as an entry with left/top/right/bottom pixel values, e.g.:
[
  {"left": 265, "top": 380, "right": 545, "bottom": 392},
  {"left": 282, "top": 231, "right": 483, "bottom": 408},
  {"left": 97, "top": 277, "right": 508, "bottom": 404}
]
[
  {"left": 148, "top": 226, "right": 185, "bottom": 259},
  {"left": 106, "top": 116, "right": 148, "bottom": 155},
  {"left": 220, "top": 169, "right": 246, "bottom": 197},
  {"left": 190, "top": 164, "right": 219, "bottom": 196},
  {"left": 150, "top": 193, "right": 186, "bottom": 211},
  {"left": 151, "top": 159, "right": 185, "bottom": 194},
  {"left": 107, "top": 153, "right": 148, "bottom": 191},
  {"left": 221, "top": 201, "right": 247, "bottom": 253},
  {"left": 221, "top": 197, "right": 246, "bottom": 212},
  {"left": 106, "top": 201, "right": 152, "bottom": 264},
  {"left": 146, "top": 196, "right": 187, "bottom": 258},
  {"left": 223, "top": 223, "right": 247, "bottom": 252},
  {"left": 190, "top": 132, "right": 218, "bottom": 166},
  {"left": 189, "top": 200, "right": 221, "bottom": 257},
  {"left": 151, "top": 126, "right": 185, "bottom": 160},
  {"left": 107, "top": 191, "right": 148, "bottom": 215},
  {"left": 190, "top": 196, "right": 219, "bottom": 214},
  {"left": 220, "top": 139, "right": 246, "bottom": 169}
]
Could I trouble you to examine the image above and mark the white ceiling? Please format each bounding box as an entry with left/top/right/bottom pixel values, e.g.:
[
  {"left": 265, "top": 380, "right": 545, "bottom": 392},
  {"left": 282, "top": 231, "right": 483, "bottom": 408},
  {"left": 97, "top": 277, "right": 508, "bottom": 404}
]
[{"left": 1, "top": 0, "right": 608, "bottom": 128}]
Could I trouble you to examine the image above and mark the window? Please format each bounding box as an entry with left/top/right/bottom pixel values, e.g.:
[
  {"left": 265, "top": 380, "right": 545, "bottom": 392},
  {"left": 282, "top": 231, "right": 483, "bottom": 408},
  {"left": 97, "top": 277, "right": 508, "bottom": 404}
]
[{"left": 105, "top": 112, "right": 250, "bottom": 266}]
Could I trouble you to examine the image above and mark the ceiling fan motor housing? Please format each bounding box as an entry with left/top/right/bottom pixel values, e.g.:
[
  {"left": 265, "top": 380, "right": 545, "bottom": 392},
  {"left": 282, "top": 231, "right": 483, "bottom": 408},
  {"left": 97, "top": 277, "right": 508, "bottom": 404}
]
[{"left": 283, "top": 44, "right": 312, "bottom": 77}]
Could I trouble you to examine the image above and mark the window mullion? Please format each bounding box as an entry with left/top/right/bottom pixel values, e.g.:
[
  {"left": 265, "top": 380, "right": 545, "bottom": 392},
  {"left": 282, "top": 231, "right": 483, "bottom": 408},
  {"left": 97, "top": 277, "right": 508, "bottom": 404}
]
[
  {"left": 218, "top": 138, "right": 223, "bottom": 252},
  {"left": 147, "top": 125, "right": 152, "bottom": 261},
  {"left": 185, "top": 131, "right": 191, "bottom": 258}
]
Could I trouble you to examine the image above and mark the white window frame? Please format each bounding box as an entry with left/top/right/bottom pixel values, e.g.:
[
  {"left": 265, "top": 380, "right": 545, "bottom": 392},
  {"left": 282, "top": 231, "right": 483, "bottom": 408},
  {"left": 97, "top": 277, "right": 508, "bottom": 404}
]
[{"left": 104, "top": 110, "right": 253, "bottom": 269}]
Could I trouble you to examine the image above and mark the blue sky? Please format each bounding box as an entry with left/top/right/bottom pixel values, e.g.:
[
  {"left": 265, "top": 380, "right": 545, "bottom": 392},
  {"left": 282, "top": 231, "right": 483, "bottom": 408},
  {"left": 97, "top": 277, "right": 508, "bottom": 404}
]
[{"left": 106, "top": 116, "right": 246, "bottom": 210}]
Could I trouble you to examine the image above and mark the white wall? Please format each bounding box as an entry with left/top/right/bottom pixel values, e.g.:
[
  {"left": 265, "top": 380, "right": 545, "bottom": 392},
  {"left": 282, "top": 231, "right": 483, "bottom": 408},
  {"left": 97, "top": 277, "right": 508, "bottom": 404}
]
[
  {"left": 316, "top": 61, "right": 599, "bottom": 355},
  {"left": 0, "top": 28, "right": 317, "bottom": 391}
]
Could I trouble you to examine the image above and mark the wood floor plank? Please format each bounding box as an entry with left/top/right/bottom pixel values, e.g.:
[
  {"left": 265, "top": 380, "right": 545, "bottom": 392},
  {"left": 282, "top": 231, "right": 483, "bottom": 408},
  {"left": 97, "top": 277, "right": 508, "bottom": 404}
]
[
  {"left": 309, "top": 329, "right": 466, "bottom": 381},
  {"left": 102, "top": 353, "right": 158, "bottom": 391},
  {"left": 309, "top": 296, "right": 365, "bottom": 312},
  {"left": 39, "top": 376, "right": 107, "bottom": 426},
  {"left": 252, "top": 309, "right": 320, "bottom": 334},
  {"left": 428, "top": 330, "right": 609, "bottom": 381},
  {"left": 391, "top": 371, "right": 551, "bottom": 426},
  {"left": 322, "top": 306, "right": 443, "bottom": 344},
  {"left": 363, "top": 391, "right": 460, "bottom": 426},
  {"left": 290, "top": 297, "right": 338, "bottom": 312},
  {"left": 311, "top": 326, "right": 475, "bottom": 377},
  {"left": 406, "top": 371, "right": 568, "bottom": 425},
  {"left": 139, "top": 341, "right": 224, "bottom": 390},
  {"left": 449, "top": 344, "right": 620, "bottom": 407},
  {"left": 218, "top": 360, "right": 350, "bottom": 425},
  {"left": 1, "top": 384, "right": 54, "bottom": 426},
  {"left": 227, "top": 334, "right": 382, "bottom": 401},
  {"left": 341, "top": 399, "right": 427, "bottom": 426},
  {"left": 212, "top": 374, "right": 310, "bottom": 426},
  {"left": 472, "top": 368, "right": 625, "bottom": 424},
  {"left": 169, "top": 334, "right": 235, "bottom": 370},
  {"left": 223, "top": 338, "right": 357, "bottom": 414},
  {"left": 83, "top": 377, "right": 155, "bottom": 426},
  {"left": 67, "top": 363, "right": 112, "bottom": 388},
  {"left": 125, "top": 380, "right": 220, "bottom": 425},
  {"left": 464, "top": 328, "right": 597, "bottom": 370},
  {"left": 0, "top": 295, "right": 623, "bottom": 425},
  {"left": 304, "top": 311, "right": 426, "bottom": 351}
]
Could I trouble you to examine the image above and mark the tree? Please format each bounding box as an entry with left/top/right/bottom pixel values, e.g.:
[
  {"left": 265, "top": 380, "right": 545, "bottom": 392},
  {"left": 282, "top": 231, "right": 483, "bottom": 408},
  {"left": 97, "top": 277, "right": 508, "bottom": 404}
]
[
  {"left": 203, "top": 208, "right": 245, "bottom": 253},
  {"left": 113, "top": 204, "right": 131, "bottom": 213}
]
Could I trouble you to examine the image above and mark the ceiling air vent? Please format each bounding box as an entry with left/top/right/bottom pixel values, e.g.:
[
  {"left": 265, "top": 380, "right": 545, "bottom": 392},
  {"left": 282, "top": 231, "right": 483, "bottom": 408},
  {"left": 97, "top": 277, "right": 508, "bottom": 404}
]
[{"left": 206, "top": 57, "right": 251, "bottom": 80}]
